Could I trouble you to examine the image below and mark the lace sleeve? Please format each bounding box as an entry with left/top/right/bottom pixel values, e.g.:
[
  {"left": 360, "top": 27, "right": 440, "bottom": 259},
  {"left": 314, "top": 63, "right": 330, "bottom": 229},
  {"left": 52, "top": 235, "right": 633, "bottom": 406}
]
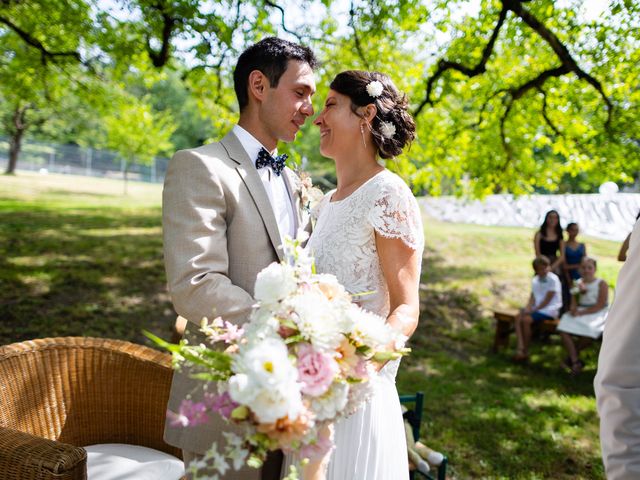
[{"left": 368, "top": 179, "right": 424, "bottom": 251}]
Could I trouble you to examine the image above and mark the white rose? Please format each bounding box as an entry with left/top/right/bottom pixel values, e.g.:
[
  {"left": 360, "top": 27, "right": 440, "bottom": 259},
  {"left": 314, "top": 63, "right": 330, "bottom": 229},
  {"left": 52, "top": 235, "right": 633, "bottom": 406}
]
[
  {"left": 243, "top": 309, "right": 280, "bottom": 343},
  {"left": 287, "top": 291, "right": 347, "bottom": 351},
  {"left": 347, "top": 306, "right": 395, "bottom": 350},
  {"left": 314, "top": 274, "right": 350, "bottom": 304},
  {"left": 309, "top": 381, "right": 349, "bottom": 421},
  {"left": 234, "top": 337, "right": 297, "bottom": 388},
  {"left": 228, "top": 373, "right": 257, "bottom": 405},
  {"left": 254, "top": 262, "right": 297, "bottom": 305},
  {"left": 250, "top": 383, "right": 304, "bottom": 424}
]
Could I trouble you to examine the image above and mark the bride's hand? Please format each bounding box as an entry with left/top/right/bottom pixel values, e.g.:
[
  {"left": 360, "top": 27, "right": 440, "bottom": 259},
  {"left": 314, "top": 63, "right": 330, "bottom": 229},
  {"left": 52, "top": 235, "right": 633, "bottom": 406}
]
[{"left": 301, "top": 423, "right": 334, "bottom": 480}]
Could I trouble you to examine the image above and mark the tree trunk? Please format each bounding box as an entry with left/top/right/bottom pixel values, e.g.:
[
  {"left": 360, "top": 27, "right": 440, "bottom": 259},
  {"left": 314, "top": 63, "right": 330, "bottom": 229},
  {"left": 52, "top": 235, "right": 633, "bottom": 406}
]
[
  {"left": 4, "top": 105, "right": 29, "bottom": 175},
  {"left": 5, "top": 127, "right": 25, "bottom": 175},
  {"left": 123, "top": 164, "right": 129, "bottom": 195}
]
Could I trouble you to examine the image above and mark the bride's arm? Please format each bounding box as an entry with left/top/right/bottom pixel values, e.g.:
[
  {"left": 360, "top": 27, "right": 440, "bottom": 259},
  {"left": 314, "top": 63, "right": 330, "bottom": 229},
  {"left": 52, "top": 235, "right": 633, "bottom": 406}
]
[{"left": 375, "top": 233, "right": 422, "bottom": 338}]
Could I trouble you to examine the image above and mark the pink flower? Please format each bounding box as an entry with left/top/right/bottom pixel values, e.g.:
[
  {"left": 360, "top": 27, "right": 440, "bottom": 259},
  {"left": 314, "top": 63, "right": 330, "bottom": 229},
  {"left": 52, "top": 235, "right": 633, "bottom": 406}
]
[
  {"left": 206, "top": 391, "right": 239, "bottom": 420},
  {"left": 166, "top": 399, "right": 209, "bottom": 427},
  {"left": 219, "top": 321, "right": 244, "bottom": 344},
  {"left": 297, "top": 343, "right": 338, "bottom": 397},
  {"left": 352, "top": 358, "right": 368, "bottom": 379},
  {"left": 202, "top": 317, "right": 244, "bottom": 344}
]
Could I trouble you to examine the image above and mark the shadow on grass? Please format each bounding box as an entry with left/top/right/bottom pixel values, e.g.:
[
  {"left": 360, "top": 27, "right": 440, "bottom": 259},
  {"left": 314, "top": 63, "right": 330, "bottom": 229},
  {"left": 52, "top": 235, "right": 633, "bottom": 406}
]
[
  {"left": 400, "top": 285, "right": 603, "bottom": 479},
  {"left": 422, "top": 245, "right": 493, "bottom": 285},
  {"left": 398, "top": 353, "right": 602, "bottom": 479},
  {"left": 0, "top": 205, "right": 174, "bottom": 346}
]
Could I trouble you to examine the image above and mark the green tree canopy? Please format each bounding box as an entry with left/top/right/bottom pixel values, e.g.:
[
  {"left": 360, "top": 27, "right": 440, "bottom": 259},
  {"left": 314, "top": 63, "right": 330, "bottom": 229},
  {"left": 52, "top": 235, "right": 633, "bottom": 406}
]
[{"left": 1, "top": 0, "right": 638, "bottom": 195}]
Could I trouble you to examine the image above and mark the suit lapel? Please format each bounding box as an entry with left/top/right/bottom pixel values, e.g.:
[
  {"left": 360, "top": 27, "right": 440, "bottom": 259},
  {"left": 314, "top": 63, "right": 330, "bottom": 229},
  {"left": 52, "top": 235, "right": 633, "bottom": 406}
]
[{"left": 220, "top": 131, "right": 284, "bottom": 261}]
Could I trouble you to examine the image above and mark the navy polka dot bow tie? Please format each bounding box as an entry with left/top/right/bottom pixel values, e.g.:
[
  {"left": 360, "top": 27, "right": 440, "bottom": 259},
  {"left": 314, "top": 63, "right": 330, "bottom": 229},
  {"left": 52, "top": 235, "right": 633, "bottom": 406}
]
[{"left": 255, "top": 147, "right": 287, "bottom": 177}]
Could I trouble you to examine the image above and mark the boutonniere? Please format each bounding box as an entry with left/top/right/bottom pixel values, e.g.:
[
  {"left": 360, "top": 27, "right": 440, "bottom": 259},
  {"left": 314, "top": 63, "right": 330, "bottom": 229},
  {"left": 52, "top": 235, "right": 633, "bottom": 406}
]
[{"left": 296, "top": 170, "right": 324, "bottom": 214}]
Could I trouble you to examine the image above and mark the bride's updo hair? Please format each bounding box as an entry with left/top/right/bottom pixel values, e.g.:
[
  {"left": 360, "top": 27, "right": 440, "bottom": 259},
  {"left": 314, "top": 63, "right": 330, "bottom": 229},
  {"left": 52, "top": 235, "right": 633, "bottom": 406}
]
[{"left": 329, "top": 70, "right": 416, "bottom": 159}]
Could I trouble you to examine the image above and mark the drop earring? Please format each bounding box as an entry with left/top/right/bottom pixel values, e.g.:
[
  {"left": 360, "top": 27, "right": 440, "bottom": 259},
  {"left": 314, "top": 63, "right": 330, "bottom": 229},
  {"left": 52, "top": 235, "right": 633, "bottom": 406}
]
[{"left": 360, "top": 123, "right": 367, "bottom": 148}]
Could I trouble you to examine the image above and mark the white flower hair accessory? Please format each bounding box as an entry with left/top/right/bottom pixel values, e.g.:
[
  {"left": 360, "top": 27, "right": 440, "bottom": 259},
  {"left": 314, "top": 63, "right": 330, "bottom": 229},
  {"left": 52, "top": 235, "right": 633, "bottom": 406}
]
[
  {"left": 379, "top": 121, "right": 396, "bottom": 139},
  {"left": 366, "top": 80, "right": 384, "bottom": 98}
]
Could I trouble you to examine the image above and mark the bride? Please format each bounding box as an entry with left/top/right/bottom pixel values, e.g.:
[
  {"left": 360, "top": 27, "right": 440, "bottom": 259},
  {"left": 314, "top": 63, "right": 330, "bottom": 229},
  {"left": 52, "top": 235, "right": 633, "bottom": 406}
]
[{"left": 296, "top": 70, "right": 424, "bottom": 480}]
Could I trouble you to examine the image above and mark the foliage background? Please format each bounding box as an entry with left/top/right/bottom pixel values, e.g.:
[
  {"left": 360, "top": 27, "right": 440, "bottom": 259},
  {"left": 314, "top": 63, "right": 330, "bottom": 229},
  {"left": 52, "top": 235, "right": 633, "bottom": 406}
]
[{"left": 1, "top": 0, "right": 638, "bottom": 193}]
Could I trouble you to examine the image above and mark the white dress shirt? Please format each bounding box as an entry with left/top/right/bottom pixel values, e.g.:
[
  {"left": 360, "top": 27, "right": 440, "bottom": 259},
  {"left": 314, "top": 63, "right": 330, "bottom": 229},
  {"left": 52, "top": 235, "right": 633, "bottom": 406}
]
[{"left": 232, "top": 125, "right": 295, "bottom": 239}]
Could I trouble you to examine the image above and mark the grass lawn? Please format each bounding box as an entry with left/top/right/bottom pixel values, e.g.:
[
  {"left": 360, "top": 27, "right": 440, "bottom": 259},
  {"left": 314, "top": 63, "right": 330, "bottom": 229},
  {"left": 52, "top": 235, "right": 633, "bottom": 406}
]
[
  {"left": 1, "top": 171, "right": 624, "bottom": 479},
  {"left": 0, "top": 172, "right": 175, "bottom": 344},
  {"left": 403, "top": 220, "right": 621, "bottom": 479}
]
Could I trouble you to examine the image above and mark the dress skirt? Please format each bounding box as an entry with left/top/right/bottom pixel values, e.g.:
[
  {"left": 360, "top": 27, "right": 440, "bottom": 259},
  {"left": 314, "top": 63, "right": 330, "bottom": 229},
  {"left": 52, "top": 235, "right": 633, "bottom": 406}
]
[
  {"left": 326, "top": 360, "right": 408, "bottom": 480},
  {"left": 557, "top": 308, "right": 608, "bottom": 339}
]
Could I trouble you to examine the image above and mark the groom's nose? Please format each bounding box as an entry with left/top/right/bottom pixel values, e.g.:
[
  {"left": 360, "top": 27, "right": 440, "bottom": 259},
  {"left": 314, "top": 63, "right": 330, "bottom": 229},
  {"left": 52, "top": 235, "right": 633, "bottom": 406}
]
[{"left": 300, "top": 98, "right": 314, "bottom": 117}]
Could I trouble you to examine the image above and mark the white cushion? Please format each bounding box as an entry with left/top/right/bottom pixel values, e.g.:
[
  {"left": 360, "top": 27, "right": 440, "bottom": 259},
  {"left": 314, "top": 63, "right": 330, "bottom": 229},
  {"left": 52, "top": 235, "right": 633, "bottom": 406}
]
[{"left": 85, "top": 443, "right": 184, "bottom": 480}]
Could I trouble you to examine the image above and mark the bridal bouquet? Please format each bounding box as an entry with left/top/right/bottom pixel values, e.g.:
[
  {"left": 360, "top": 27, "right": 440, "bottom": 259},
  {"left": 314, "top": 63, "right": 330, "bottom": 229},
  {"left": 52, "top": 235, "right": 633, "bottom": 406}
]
[{"left": 149, "top": 234, "right": 409, "bottom": 479}]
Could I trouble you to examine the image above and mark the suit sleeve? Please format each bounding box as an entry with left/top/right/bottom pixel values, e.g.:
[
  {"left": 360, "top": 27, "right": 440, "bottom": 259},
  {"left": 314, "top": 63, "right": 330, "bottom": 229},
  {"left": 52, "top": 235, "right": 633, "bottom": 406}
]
[
  {"left": 162, "top": 149, "right": 255, "bottom": 326},
  {"left": 595, "top": 219, "right": 640, "bottom": 479}
]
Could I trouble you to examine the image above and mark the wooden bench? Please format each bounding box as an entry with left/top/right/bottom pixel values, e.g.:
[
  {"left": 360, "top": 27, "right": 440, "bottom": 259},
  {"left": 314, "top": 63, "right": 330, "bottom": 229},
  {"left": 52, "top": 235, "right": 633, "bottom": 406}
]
[{"left": 492, "top": 310, "right": 560, "bottom": 352}]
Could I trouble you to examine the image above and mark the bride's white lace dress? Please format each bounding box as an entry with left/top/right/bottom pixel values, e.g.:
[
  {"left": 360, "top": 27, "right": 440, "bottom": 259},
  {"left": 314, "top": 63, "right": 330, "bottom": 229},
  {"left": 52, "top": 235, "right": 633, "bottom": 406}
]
[{"left": 307, "top": 169, "right": 424, "bottom": 480}]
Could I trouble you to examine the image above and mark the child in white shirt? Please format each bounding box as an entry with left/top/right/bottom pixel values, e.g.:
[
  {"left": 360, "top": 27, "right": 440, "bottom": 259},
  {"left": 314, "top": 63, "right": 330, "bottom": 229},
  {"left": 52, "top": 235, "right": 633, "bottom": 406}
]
[{"left": 513, "top": 255, "right": 562, "bottom": 362}]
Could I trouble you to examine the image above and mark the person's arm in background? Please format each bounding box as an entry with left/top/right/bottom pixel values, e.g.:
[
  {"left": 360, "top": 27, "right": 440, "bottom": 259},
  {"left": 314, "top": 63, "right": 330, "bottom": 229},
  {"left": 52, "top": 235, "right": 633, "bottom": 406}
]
[
  {"left": 523, "top": 293, "right": 535, "bottom": 313},
  {"left": 618, "top": 233, "right": 631, "bottom": 262},
  {"left": 551, "top": 238, "right": 565, "bottom": 272},
  {"left": 534, "top": 231, "right": 542, "bottom": 257},
  {"left": 534, "top": 290, "right": 556, "bottom": 312}
]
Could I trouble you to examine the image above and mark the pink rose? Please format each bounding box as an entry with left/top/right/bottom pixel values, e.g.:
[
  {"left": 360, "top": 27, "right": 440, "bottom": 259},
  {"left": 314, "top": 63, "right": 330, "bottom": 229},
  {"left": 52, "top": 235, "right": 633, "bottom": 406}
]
[{"left": 297, "top": 343, "right": 338, "bottom": 397}]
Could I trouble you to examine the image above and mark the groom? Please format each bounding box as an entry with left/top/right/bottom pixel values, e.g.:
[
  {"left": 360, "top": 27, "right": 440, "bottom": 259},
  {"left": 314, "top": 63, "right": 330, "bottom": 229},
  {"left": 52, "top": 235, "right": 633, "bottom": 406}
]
[{"left": 162, "top": 37, "right": 318, "bottom": 479}]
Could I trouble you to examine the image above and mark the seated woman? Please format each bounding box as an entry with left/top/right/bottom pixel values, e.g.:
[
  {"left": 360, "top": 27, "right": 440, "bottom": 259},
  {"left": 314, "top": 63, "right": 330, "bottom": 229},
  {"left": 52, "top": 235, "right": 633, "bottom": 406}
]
[
  {"left": 557, "top": 256, "right": 609, "bottom": 374},
  {"left": 534, "top": 210, "right": 565, "bottom": 274},
  {"left": 563, "top": 222, "right": 586, "bottom": 286}
]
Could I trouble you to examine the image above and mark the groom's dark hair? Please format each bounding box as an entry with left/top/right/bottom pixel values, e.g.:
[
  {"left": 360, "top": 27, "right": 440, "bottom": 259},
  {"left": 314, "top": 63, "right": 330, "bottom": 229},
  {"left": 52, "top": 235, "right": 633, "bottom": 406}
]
[{"left": 234, "top": 37, "right": 318, "bottom": 111}]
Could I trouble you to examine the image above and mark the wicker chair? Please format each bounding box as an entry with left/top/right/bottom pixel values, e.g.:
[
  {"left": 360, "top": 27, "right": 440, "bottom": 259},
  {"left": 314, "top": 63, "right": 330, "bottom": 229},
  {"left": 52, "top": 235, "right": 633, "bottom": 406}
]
[{"left": 0, "top": 337, "right": 182, "bottom": 480}]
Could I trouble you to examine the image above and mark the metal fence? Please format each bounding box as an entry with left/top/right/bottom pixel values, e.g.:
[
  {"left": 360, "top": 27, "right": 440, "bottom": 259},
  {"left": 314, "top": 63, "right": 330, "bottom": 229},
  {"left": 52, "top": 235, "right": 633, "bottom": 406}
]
[{"left": 0, "top": 136, "right": 169, "bottom": 183}]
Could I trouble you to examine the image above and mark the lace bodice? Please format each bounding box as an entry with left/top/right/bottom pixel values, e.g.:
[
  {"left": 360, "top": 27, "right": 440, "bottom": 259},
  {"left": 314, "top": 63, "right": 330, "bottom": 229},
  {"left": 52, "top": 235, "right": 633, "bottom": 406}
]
[{"left": 307, "top": 169, "right": 424, "bottom": 319}]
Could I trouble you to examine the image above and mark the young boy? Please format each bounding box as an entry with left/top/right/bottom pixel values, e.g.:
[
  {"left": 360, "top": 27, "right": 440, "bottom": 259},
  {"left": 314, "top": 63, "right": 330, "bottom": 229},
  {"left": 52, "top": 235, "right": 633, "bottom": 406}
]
[{"left": 513, "top": 255, "right": 563, "bottom": 362}]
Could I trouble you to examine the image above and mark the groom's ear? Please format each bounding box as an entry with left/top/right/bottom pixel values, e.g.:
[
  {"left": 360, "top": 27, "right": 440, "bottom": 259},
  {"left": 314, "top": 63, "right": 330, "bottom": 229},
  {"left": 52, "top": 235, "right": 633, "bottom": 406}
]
[{"left": 248, "top": 70, "right": 269, "bottom": 103}]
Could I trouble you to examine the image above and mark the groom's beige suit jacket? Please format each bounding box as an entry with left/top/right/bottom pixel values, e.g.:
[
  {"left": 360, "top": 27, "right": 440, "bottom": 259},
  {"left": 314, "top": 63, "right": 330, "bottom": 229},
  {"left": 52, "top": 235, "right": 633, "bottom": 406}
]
[
  {"left": 162, "top": 130, "right": 305, "bottom": 478},
  {"left": 595, "top": 219, "right": 640, "bottom": 479}
]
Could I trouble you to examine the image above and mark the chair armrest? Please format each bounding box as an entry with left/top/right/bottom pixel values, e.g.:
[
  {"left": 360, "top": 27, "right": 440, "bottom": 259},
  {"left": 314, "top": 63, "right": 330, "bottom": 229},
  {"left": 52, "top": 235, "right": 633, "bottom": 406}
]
[{"left": 0, "top": 426, "right": 87, "bottom": 480}]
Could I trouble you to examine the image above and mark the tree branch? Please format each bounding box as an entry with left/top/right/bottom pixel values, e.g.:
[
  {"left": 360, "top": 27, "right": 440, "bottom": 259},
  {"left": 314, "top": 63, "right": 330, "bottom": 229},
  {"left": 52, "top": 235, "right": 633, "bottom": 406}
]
[
  {"left": 0, "top": 15, "right": 81, "bottom": 64},
  {"left": 13, "top": 103, "right": 31, "bottom": 131},
  {"left": 264, "top": 0, "right": 304, "bottom": 42},
  {"left": 537, "top": 87, "right": 561, "bottom": 136},
  {"left": 506, "top": 0, "right": 613, "bottom": 128},
  {"left": 499, "top": 98, "right": 515, "bottom": 169},
  {"left": 146, "top": 7, "right": 176, "bottom": 68},
  {"left": 509, "top": 65, "right": 570, "bottom": 101},
  {"left": 415, "top": 0, "right": 614, "bottom": 131},
  {"left": 414, "top": 4, "right": 508, "bottom": 116},
  {"left": 349, "top": 2, "right": 370, "bottom": 69}
]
